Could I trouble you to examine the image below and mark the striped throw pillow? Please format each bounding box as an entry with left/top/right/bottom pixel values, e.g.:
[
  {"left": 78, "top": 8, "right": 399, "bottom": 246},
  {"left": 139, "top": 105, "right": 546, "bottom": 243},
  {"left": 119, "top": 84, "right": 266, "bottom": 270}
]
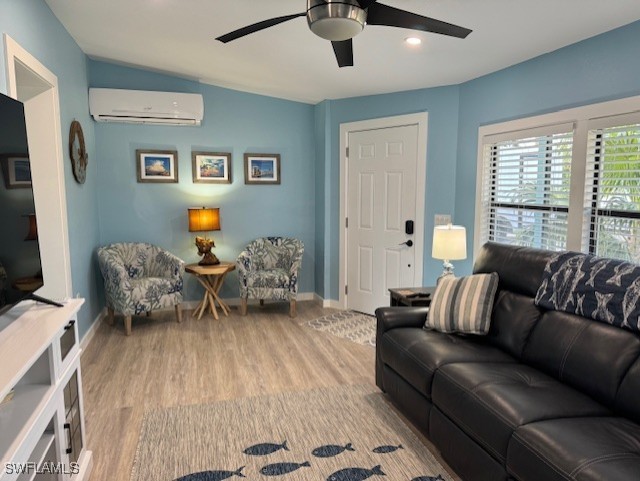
[{"left": 425, "top": 273, "right": 499, "bottom": 335}]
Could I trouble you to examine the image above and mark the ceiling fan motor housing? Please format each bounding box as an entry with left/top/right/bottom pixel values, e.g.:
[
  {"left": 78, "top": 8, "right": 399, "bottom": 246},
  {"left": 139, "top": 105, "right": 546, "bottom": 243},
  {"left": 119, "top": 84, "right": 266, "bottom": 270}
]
[{"left": 307, "top": 0, "right": 367, "bottom": 41}]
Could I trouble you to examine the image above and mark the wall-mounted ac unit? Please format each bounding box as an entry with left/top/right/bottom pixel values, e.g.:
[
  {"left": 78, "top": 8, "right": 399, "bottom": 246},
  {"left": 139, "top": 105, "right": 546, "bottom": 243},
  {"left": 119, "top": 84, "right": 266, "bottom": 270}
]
[{"left": 89, "top": 88, "right": 204, "bottom": 126}]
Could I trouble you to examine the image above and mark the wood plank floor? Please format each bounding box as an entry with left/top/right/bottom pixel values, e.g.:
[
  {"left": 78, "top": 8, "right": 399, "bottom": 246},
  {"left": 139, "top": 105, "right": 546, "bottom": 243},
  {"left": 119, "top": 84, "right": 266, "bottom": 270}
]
[{"left": 81, "top": 301, "right": 458, "bottom": 481}]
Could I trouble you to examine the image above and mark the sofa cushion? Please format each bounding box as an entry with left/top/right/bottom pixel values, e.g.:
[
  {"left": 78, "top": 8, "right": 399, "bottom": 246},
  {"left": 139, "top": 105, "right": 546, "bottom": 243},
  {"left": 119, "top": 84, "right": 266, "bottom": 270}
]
[
  {"left": 432, "top": 363, "right": 609, "bottom": 463},
  {"left": 426, "top": 273, "right": 499, "bottom": 334},
  {"left": 508, "top": 417, "right": 640, "bottom": 481},
  {"left": 246, "top": 269, "right": 290, "bottom": 289},
  {"left": 486, "top": 291, "right": 543, "bottom": 359},
  {"left": 523, "top": 310, "right": 640, "bottom": 408},
  {"left": 379, "top": 328, "right": 514, "bottom": 398},
  {"left": 616, "top": 357, "right": 640, "bottom": 424}
]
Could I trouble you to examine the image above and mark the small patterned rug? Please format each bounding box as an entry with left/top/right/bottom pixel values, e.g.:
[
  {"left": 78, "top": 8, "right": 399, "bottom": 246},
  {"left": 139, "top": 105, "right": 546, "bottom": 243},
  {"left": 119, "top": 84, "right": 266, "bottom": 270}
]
[
  {"left": 303, "top": 310, "right": 376, "bottom": 347},
  {"left": 130, "top": 385, "right": 452, "bottom": 481}
]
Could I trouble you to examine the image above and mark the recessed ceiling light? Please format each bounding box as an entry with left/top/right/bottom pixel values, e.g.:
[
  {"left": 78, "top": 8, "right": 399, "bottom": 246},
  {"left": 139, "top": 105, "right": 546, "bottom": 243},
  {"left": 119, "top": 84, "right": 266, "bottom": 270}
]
[{"left": 405, "top": 37, "right": 422, "bottom": 46}]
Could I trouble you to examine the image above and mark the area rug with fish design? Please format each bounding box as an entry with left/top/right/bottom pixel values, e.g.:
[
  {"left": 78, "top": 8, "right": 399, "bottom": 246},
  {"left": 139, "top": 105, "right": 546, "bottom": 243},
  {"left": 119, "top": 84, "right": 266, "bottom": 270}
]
[
  {"left": 302, "top": 310, "right": 376, "bottom": 347},
  {"left": 130, "top": 385, "right": 453, "bottom": 481}
]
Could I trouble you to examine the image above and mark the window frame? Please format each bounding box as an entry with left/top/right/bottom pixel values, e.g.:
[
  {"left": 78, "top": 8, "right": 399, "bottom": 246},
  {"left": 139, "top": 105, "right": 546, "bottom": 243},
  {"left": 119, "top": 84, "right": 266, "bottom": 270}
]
[
  {"left": 582, "top": 116, "right": 640, "bottom": 259},
  {"left": 480, "top": 127, "right": 574, "bottom": 252},
  {"left": 475, "top": 95, "right": 640, "bottom": 258}
]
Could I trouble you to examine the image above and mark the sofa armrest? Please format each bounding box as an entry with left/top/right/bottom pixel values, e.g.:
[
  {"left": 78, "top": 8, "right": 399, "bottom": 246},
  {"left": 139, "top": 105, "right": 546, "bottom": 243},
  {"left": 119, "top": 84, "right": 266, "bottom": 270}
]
[
  {"left": 98, "top": 252, "right": 131, "bottom": 287},
  {"left": 375, "top": 306, "right": 428, "bottom": 392},
  {"left": 375, "top": 306, "right": 428, "bottom": 335},
  {"left": 236, "top": 250, "right": 253, "bottom": 278},
  {"left": 152, "top": 249, "right": 185, "bottom": 279}
]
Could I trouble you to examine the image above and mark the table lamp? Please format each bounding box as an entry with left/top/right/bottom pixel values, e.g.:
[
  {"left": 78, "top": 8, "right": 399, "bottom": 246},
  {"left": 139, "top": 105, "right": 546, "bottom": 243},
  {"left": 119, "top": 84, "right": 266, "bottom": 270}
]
[
  {"left": 432, "top": 224, "right": 467, "bottom": 278},
  {"left": 188, "top": 207, "right": 221, "bottom": 265}
]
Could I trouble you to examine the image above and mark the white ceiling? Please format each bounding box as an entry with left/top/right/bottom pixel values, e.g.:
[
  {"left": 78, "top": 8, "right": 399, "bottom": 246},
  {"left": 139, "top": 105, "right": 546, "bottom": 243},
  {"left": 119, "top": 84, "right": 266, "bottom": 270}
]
[{"left": 45, "top": 0, "right": 640, "bottom": 104}]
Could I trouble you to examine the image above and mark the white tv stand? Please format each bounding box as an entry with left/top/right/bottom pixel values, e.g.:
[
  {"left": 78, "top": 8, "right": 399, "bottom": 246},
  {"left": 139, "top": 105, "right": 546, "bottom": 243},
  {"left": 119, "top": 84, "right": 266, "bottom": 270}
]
[{"left": 0, "top": 299, "right": 92, "bottom": 481}]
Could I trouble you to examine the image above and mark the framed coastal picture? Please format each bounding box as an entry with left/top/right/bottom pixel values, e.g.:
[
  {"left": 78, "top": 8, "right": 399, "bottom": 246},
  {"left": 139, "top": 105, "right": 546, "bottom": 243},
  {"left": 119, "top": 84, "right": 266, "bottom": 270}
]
[
  {"left": 136, "top": 149, "right": 178, "bottom": 183},
  {"left": 1, "top": 155, "right": 31, "bottom": 189},
  {"left": 244, "top": 153, "right": 281, "bottom": 185},
  {"left": 192, "top": 151, "right": 232, "bottom": 184}
]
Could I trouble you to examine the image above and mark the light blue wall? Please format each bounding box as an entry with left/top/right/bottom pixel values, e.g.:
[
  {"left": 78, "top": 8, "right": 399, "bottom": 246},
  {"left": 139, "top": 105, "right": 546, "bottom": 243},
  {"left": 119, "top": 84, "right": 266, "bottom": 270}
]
[
  {"left": 0, "top": 0, "right": 101, "bottom": 338},
  {"left": 454, "top": 20, "right": 640, "bottom": 275},
  {"left": 319, "top": 86, "right": 461, "bottom": 299},
  {"left": 313, "top": 101, "right": 328, "bottom": 298},
  {"left": 5, "top": 2, "right": 640, "bottom": 318},
  {"left": 89, "top": 61, "right": 316, "bottom": 301}
]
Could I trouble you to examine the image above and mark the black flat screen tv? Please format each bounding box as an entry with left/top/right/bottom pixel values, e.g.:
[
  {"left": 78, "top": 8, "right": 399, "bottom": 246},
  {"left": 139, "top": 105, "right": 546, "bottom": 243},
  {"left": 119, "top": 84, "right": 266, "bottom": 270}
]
[{"left": 0, "top": 92, "right": 59, "bottom": 316}]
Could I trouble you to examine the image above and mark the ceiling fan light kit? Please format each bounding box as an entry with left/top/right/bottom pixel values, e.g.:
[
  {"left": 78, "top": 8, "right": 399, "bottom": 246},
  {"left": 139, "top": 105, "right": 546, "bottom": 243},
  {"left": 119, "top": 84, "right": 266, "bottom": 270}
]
[
  {"left": 307, "top": 0, "right": 366, "bottom": 41},
  {"left": 215, "top": 0, "right": 471, "bottom": 67}
]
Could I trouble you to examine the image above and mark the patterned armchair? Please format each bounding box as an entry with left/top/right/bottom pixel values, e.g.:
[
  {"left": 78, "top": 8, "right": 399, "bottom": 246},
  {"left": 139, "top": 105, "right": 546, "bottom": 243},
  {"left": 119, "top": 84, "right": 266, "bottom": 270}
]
[
  {"left": 237, "top": 237, "right": 304, "bottom": 317},
  {"left": 97, "top": 242, "right": 184, "bottom": 335}
]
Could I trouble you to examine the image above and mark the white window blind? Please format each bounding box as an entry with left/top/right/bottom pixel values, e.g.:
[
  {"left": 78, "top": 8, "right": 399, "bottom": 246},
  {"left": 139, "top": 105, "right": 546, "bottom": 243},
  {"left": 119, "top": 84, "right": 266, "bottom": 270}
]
[
  {"left": 582, "top": 121, "right": 640, "bottom": 262},
  {"left": 479, "top": 129, "right": 573, "bottom": 251}
]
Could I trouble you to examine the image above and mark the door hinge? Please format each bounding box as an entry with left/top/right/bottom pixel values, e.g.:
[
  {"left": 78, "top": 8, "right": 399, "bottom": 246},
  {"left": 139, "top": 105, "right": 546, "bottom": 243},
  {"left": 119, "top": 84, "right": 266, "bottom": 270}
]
[
  {"left": 346, "top": 146, "right": 349, "bottom": 157},
  {"left": 345, "top": 217, "right": 348, "bottom": 228},
  {"left": 345, "top": 285, "right": 348, "bottom": 295}
]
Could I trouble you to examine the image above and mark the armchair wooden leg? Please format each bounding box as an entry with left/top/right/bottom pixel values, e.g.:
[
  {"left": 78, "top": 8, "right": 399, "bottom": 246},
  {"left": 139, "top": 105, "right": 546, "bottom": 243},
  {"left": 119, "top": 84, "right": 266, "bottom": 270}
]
[
  {"left": 240, "top": 298, "right": 248, "bottom": 316},
  {"left": 146, "top": 311, "right": 151, "bottom": 317},
  {"left": 175, "top": 304, "right": 183, "bottom": 323},
  {"left": 106, "top": 307, "right": 115, "bottom": 326},
  {"left": 289, "top": 299, "right": 297, "bottom": 318},
  {"left": 260, "top": 299, "right": 264, "bottom": 306},
  {"left": 124, "top": 315, "right": 132, "bottom": 336}
]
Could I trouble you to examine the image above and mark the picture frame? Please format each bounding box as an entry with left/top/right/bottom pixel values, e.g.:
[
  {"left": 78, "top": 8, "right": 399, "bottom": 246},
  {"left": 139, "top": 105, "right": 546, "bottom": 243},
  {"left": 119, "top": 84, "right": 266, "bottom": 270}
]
[
  {"left": 1, "top": 155, "right": 32, "bottom": 189},
  {"left": 244, "top": 153, "right": 281, "bottom": 185},
  {"left": 192, "top": 151, "right": 232, "bottom": 184},
  {"left": 136, "top": 149, "right": 178, "bottom": 183}
]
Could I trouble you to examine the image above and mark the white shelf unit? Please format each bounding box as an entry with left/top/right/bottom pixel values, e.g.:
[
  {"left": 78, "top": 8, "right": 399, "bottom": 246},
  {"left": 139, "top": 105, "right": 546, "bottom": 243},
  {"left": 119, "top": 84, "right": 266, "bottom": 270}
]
[
  {"left": 0, "top": 299, "right": 92, "bottom": 481},
  {"left": 16, "top": 433, "right": 54, "bottom": 481}
]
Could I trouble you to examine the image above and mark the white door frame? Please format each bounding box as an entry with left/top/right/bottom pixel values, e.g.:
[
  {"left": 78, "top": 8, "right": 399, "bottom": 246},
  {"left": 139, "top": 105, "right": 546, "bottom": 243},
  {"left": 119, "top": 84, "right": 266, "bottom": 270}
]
[
  {"left": 4, "top": 34, "right": 73, "bottom": 301},
  {"left": 339, "top": 112, "right": 428, "bottom": 310}
]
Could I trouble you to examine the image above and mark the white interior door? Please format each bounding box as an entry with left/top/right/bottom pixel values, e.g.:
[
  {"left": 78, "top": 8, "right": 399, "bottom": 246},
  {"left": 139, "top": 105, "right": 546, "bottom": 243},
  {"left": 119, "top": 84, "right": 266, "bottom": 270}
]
[{"left": 346, "top": 124, "right": 419, "bottom": 314}]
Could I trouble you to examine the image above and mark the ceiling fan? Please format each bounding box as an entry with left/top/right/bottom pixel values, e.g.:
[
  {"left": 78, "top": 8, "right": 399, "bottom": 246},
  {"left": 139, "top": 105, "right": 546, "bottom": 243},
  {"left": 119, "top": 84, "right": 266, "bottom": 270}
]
[{"left": 216, "top": 0, "right": 472, "bottom": 67}]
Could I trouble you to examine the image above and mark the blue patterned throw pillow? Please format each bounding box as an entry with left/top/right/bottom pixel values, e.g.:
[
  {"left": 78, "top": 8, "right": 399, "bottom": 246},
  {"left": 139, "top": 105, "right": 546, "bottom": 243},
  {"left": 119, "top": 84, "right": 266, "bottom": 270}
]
[{"left": 534, "top": 252, "right": 640, "bottom": 333}]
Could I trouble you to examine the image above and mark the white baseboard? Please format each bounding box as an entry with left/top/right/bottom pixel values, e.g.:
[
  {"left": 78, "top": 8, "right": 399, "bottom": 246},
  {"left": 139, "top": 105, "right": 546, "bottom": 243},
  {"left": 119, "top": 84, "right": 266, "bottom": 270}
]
[
  {"left": 323, "top": 299, "right": 342, "bottom": 309},
  {"left": 182, "top": 291, "right": 319, "bottom": 310},
  {"left": 80, "top": 307, "right": 106, "bottom": 350},
  {"left": 81, "top": 292, "right": 338, "bottom": 346},
  {"left": 311, "top": 293, "right": 342, "bottom": 309}
]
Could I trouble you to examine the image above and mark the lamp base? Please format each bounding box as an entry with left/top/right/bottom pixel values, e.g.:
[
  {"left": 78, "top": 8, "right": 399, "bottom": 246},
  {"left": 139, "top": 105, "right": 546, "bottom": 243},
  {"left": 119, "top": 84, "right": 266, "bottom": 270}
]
[
  {"left": 198, "top": 251, "right": 220, "bottom": 266},
  {"left": 195, "top": 235, "right": 220, "bottom": 266},
  {"left": 438, "top": 260, "right": 455, "bottom": 281}
]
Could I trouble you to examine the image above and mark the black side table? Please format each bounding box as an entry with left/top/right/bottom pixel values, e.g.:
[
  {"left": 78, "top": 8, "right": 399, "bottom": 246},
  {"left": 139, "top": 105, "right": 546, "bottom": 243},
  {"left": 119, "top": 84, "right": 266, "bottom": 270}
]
[{"left": 388, "top": 287, "right": 435, "bottom": 307}]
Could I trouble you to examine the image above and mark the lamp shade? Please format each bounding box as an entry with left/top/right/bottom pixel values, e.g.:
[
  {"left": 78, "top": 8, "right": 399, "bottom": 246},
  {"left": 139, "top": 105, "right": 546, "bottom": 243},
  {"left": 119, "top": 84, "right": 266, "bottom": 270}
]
[
  {"left": 188, "top": 207, "right": 220, "bottom": 232},
  {"left": 432, "top": 224, "right": 467, "bottom": 260}
]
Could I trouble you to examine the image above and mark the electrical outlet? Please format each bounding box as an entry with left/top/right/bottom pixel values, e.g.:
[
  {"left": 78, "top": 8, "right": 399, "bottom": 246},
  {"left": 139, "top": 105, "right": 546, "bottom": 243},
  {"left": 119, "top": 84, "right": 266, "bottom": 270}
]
[{"left": 435, "top": 214, "right": 451, "bottom": 226}]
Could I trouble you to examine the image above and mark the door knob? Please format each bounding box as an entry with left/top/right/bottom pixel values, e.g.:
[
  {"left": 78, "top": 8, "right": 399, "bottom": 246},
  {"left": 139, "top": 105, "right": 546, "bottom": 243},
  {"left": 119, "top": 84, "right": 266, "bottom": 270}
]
[{"left": 399, "top": 240, "right": 413, "bottom": 247}]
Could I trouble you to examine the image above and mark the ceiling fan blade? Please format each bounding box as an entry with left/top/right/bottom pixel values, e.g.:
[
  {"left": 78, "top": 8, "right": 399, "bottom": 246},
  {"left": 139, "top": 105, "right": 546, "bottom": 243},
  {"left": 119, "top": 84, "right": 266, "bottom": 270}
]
[
  {"left": 332, "top": 39, "right": 354, "bottom": 68},
  {"left": 357, "top": 0, "right": 378, "bottom": 8},
  {"left": 366, "top": 3, "right": 472, "bottom": 39},
  {"left": 216, "top": 12, "right": 306, "bottom": 43}
]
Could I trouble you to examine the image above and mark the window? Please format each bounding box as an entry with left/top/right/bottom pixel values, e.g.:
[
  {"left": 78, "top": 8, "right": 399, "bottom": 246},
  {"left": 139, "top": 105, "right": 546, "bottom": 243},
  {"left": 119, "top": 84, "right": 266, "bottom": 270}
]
[
  {"left": 478, "top": 126, "right": 573, "bottom": 252},
  {"left": 583, "top": 121, "right": 640, "bottom": 261},
  {"left": 475, "top": 97, "right": 640, "bottom": 263}
]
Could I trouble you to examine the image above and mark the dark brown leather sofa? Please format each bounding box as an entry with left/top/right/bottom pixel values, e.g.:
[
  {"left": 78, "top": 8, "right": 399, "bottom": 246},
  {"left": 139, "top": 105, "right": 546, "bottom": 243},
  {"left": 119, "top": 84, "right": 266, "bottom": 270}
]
[{"left": 375, "top": 242, "right": 640, "bottom": 481}]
